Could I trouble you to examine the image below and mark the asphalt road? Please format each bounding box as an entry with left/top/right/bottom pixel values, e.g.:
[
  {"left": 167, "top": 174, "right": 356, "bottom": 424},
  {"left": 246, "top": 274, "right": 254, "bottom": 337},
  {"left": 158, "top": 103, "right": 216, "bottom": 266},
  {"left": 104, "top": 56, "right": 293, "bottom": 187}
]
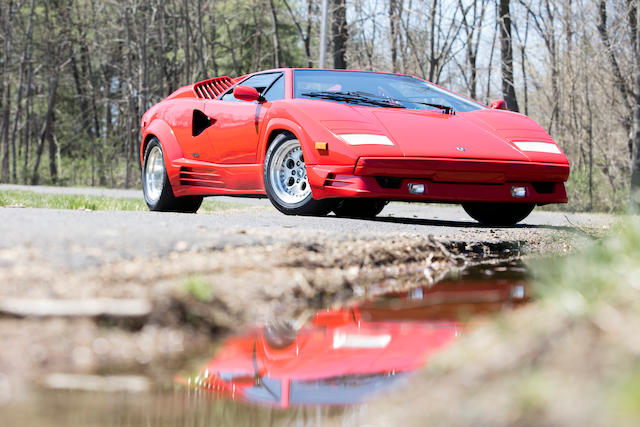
[{"left": 0, "top": 184, "right": 612, "bottom": 270}]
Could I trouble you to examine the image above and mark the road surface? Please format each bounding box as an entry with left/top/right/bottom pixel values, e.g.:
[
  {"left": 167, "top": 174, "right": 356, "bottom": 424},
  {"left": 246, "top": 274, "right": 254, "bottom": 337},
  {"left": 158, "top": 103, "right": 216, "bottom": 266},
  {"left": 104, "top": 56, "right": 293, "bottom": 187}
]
[{"left": 0, "top": 184, "right": 611, "bottom": 270}]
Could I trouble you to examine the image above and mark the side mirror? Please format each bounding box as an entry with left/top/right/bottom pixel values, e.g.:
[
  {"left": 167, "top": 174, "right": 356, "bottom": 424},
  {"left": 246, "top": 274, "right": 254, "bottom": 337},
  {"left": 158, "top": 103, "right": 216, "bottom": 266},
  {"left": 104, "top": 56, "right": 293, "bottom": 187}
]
[
  {"left": 490, "top": 99, "right": 508, "bottom": 110},
  {"left": 233, "top": 85, "right": 263, "bottom": 102}
]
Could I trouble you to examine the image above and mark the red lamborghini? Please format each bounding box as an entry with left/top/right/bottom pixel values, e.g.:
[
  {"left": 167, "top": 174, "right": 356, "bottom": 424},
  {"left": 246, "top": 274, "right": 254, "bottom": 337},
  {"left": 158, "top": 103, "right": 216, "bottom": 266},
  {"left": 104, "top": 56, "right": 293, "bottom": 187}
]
[{"left": 140, "top": 69, "right": 569, "bottom": 225}]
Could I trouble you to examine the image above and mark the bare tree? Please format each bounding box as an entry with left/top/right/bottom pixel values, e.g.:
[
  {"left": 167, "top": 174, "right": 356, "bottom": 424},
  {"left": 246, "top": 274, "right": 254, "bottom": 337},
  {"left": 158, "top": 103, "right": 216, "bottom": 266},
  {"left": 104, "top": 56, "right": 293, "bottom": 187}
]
[
  {"left": 332, "top": 0, "right": 348, "bottom": 68},
  {"left": 499, "top": 0, "right": 519, "bottom": 111}
]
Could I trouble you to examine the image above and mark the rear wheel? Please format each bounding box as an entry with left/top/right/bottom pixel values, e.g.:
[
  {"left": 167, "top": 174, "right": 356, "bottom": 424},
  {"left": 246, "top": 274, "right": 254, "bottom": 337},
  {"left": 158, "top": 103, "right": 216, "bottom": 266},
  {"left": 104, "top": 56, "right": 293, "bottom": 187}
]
[
  {"left": 264, "top": 133, "right": 336, "bottom": 216},
  {"left": 333, "top": 199, "right": 387, "bottom": 218},
  {"left": 462, "top": 202, "right": 535, "bottom": 226},
  {"left": 142, "top": 138, "right": 203, "bottom": 213}
]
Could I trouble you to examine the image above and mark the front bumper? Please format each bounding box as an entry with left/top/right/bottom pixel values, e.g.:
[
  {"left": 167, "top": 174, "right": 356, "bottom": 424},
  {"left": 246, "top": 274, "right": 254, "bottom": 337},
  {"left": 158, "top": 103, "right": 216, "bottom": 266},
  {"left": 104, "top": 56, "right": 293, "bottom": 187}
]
[{"left": 308, "top": 157, "right": 569, "bottom": 204}]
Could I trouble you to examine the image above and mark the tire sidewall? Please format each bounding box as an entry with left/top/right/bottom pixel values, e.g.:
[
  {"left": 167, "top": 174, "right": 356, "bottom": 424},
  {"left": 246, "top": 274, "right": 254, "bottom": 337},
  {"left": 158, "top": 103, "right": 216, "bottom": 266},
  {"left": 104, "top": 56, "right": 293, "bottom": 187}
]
[
  {"left": 142, "top": 138, "right": 171, "bottom": 209},
  {"left": 462, "top": 202, "right": 534, "bottom": 226}
]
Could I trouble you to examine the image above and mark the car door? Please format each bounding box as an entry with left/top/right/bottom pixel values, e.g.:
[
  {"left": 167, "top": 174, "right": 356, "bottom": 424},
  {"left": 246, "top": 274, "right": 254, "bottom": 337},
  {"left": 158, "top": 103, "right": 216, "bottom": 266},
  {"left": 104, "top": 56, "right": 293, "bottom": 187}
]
[{"left": 203, "top": 72, "right": 284, "bottom": 164}]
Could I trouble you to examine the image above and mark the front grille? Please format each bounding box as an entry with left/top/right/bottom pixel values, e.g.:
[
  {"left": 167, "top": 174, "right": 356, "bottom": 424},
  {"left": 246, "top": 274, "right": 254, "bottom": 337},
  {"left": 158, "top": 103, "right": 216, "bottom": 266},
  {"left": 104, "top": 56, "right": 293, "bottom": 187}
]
[
  {"left": 193, "top": 76, "right": 235, "bottom": 99},
  {"left": 532, "top": 182, "right": 556, "bottom": 194},
  {"left": 375, "top": 177, "right": 403, "bottom": 189}
]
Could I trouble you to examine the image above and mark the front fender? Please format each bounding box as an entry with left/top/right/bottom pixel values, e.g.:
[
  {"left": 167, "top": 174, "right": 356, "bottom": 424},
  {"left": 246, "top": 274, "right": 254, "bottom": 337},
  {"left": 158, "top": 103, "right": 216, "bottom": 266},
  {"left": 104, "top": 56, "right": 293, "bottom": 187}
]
[
  {"left": 260, "top": 118, "right": 311, "bottom": 164},
  {"left": 261, "top": 105, "right": 360, "bottom": 167}
]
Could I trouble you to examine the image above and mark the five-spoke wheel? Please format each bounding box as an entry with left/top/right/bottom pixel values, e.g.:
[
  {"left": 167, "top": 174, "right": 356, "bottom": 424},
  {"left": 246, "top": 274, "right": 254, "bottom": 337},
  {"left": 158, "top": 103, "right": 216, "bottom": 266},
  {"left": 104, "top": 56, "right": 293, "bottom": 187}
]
[{"left": 264, "top": 133, "right": 336, "bottom": 215}]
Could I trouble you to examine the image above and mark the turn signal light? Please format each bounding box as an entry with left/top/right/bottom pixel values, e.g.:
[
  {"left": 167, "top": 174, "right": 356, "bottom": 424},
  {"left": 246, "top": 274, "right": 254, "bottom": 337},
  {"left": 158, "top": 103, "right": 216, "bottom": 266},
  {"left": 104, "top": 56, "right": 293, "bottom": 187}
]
[{"left": 315, "top": 142, "right": 328, "bottom": 150}]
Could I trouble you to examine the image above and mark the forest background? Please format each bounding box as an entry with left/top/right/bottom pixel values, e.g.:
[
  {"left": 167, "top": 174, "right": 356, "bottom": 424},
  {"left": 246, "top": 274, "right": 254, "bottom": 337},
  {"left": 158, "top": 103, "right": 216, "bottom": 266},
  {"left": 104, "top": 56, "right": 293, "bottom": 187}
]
[{"left": 1, "top": 0, "right": 640, "bottom": 212}]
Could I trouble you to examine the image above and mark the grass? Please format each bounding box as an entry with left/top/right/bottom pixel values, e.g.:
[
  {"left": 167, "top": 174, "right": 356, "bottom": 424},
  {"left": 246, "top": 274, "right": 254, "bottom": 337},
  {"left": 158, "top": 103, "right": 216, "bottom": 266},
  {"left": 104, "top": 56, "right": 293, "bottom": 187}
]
[
  {"left": 183, "top": 275, "right": 215, "bottom": 303},
  {"left": 0, "top": 189, "right": 245, "bottom": 213},
  {"left": 532, "top": 216, "right": 640, "bottom": 307},
  {"left": 367, "top": 215, "right": 640, "bottom": 426}
]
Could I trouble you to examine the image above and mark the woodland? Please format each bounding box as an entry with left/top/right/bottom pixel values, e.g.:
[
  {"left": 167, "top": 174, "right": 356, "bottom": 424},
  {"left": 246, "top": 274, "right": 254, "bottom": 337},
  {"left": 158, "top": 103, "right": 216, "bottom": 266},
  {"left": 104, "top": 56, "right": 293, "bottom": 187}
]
[{"left": 1, "top": 0, "right": 639, "bottom": 211}]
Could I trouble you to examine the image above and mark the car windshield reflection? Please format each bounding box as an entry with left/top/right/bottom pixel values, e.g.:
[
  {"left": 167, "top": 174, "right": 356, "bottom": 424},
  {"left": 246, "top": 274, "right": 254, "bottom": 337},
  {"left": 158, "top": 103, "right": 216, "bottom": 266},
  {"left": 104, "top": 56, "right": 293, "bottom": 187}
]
[{"left": 293, "top": 70, "right": 486, "bottom": 112}]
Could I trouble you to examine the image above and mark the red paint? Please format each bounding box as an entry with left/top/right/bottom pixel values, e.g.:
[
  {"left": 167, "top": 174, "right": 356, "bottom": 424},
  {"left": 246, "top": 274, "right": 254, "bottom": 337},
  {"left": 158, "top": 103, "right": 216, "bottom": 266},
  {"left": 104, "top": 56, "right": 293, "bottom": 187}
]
[
  {"left": 189, "top": 278, "right": 530, "bottom": 407},
  {"left": 140, "top": 68, "right": 570, "bottom": 206},
  {"left": 233, "top": 85, "right": 262, "bottom": 102},
  {"left": 490, "top": 99, "right": 508, "bottom": 110}
]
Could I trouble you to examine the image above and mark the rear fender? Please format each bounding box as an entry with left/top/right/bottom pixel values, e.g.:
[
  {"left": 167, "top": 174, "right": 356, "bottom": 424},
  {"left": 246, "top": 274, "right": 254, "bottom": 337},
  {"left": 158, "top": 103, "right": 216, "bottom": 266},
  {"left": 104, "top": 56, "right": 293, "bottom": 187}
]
[{"left": 141, "top": 119, "right": 185, "bottom": 188}]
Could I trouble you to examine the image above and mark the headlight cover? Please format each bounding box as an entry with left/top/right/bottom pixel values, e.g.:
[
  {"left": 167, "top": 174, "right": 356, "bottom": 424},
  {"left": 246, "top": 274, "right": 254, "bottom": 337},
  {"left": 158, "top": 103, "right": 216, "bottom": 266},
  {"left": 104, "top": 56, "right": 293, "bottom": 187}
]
[
  {"left": 514, "top": 141, "right": 561, "bottom": 154},
  {"left": 338, "top": 134, "right": 394, "bottom": 146}
]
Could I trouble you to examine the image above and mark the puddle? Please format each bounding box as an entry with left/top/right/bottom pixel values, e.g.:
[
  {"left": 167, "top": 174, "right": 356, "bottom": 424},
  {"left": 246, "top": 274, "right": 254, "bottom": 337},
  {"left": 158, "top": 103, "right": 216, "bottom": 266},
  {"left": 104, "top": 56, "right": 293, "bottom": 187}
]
[
  {"left": 1, "top": 261, "right": 529, "bottom": 426},
  {"left": 185, "top": 261, "right": 529, "bottom": 408}
]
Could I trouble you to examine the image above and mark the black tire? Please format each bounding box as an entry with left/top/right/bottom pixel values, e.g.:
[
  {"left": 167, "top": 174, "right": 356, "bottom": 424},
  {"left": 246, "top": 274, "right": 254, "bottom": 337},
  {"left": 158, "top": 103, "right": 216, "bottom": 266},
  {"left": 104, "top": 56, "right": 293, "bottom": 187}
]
[
  {"left": 263, "top": 320, "right": 300, "bottom": 350},
  {"left": 263, "top": 133, "right": 336, "bottom": 216},
  {"left": 333, "top": 199, "right": 387, "bottom": 218},
  {"left": 462, "top": 202, "right": 535, "bottom": 226},
  {"left": 142, "top": 138, "right": 203, "bottom": 213}
]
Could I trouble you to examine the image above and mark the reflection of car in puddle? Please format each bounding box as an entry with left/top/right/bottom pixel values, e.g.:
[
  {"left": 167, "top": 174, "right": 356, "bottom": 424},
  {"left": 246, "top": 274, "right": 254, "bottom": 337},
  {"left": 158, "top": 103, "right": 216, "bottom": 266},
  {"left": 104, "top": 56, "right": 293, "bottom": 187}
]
[{"left": 189, "top": 275, "right": 529, "bottom": 408}]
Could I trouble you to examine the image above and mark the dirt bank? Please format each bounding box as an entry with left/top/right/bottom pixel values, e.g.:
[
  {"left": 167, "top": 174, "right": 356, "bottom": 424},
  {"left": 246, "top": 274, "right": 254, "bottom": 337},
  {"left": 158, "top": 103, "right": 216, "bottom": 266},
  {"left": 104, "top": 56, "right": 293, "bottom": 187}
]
[{"left": 0, "top": 215, "right": 604, "bottom": 399}]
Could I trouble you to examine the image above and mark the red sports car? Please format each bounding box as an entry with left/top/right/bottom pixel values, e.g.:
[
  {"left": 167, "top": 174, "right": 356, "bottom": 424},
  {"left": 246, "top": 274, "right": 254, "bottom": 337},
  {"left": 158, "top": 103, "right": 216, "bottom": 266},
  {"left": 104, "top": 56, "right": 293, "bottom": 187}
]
[{"left": 140, "top": 69, "right": 569, "bottom": 225}]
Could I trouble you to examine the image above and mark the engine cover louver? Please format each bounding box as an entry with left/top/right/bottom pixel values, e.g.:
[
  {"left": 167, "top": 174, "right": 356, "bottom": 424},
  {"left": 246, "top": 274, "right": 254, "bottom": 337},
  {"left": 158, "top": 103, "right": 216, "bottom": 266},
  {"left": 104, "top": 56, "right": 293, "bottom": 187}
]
[{"left": 193, "top": 76, "right": 235, "bottom": 99}]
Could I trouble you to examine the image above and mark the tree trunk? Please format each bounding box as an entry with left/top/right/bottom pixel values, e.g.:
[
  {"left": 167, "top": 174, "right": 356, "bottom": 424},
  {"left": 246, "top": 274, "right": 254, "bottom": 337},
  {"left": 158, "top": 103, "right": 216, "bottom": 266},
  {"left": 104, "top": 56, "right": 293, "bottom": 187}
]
[
  {"left": 1, "top": 0, "right": 14, "bottom": 182},
  {"left": 8, "top": 0, "right": 36, "bottom": 183},
  {"left": 197, "top": 0, "right": 207, "bottom": 79},
  {"left": 630, "top": 0, "right": 640, "bottom": 205},
  {"left": 331, "top": 0, "right": 348, "bottom": 69},
  {"left": 389, "top": 0, "right": 399, "bottom": 73},
  {"left": 32, "top": 72, "right": 59, "bottom": 185},
  {"left": 499, "top": 0, "right": 519, "bottom": 112},
  {"left": 183, "top": 0, "right": 191, "bottom": 81},
  {"left": 269, "top": 0, "right": 282, "bottom": 68}
]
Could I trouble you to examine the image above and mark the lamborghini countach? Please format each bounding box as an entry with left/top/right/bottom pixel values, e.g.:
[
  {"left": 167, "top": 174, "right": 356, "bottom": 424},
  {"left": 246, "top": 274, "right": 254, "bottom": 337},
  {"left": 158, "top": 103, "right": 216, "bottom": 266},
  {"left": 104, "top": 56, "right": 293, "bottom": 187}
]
[{"left": 140, "top": 69, "right": 569, "bottom": 225}]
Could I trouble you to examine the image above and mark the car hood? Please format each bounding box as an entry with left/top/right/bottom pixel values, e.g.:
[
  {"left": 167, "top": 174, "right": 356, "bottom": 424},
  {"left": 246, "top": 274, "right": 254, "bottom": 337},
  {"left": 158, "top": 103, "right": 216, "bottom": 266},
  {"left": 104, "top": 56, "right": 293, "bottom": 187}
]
[
  {"left": 372, "top": 109, "right": 532, "bottom": 161},
  {"left": 293, "top": 100, "right": 565, "bottom": 163}
]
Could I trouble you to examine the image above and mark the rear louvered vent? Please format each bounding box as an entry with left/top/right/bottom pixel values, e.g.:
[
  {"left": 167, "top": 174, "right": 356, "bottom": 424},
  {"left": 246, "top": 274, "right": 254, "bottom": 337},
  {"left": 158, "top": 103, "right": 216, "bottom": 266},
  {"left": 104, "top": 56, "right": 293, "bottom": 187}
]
[
  {"left": 193, "top": 76, "right": 235, "bottom": 99},
  {"left": 180, "top": 167, "right": 223, "bottom": 188}
]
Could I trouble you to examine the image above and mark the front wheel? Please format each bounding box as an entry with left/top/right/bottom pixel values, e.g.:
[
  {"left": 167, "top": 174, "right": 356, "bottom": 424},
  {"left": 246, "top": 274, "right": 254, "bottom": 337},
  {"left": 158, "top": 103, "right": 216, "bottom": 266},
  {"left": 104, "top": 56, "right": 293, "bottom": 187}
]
[
  {"left": 264, "top": 133, "right": 335, "bottom": 216},
  {"left": 142, "top": 138, "right": 203, "bottom": 213},
  {"left": 462, "top": 202, "right": 535, "bottom": 226}
]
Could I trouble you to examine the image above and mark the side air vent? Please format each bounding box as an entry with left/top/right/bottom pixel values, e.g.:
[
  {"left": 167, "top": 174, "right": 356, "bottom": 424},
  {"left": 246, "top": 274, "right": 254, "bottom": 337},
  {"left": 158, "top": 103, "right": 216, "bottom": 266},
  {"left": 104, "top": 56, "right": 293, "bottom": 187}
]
[
  {"left": 193, "top": 76, "right": 235, "bottom": 99},
  {"left": 179, "top": 167, "right": 223, "bottom": 188},
  {"left": 192, "top": 110, "right": 214, "bottom": 136}
]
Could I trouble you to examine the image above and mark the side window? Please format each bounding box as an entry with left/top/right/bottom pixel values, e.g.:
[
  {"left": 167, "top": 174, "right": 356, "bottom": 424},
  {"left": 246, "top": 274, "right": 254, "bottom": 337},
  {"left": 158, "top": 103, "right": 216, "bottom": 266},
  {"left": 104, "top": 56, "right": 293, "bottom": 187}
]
[
  {"left": 218, "top": 73, "right": 282, "bottom": 102},
  {"left": 262, "top": 75, "right": 285, "bottom": 102}
]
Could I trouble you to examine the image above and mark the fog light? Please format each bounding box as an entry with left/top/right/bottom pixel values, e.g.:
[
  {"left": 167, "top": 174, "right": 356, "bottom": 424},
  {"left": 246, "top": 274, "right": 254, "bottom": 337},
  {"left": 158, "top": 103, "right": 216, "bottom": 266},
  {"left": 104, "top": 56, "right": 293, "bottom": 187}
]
[
  {"left": 408, "top": 183, "right": 425, "bottom": 194},
  {"left": 511, "top": 186, "right": 527, "bottom": 198}
]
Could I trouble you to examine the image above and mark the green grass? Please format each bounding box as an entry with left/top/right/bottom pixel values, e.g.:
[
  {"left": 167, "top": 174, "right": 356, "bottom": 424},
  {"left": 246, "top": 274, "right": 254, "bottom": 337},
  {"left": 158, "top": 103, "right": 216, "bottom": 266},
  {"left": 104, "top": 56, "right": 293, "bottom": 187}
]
[
  {"left": 183, "top": 275, "right": 215, "bottom": 303},
  {"left": 532, "top": 216, "right": 640, "bottom": 309},
  {"left": 0, "top": 189, "right": 244, "bottom": 213}
]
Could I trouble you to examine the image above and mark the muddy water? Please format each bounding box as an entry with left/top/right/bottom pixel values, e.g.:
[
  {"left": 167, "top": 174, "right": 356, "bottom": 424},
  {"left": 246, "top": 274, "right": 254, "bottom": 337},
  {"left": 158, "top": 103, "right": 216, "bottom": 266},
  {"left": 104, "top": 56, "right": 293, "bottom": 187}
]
[{"left": 1, "top": 261, "right": 529, "bottom": 426}]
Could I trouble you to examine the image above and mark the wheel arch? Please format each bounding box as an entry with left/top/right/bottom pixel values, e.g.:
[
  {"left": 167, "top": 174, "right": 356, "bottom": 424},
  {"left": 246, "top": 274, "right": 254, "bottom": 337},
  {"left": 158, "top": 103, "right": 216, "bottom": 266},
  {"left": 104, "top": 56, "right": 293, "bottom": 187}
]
[
  {"left": 261, "top": 119, "right": 317, "bottom": 166},
  {"left": 141, "top": 119, "right": 185, "bottom": 189}
]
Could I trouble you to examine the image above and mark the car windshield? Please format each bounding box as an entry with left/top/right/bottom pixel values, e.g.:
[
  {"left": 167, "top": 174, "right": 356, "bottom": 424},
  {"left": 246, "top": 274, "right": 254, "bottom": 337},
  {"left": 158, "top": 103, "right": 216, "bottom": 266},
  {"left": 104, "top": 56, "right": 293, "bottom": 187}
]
[{"left": 293, "top": 70, "right": 485, "bottom": 112}]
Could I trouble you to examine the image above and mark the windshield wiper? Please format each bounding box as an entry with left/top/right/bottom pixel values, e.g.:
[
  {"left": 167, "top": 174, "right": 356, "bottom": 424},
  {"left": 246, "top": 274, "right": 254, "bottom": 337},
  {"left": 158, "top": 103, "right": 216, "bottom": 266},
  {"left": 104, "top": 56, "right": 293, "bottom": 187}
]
[
  {"left": 301, "top": 91, "right": 406, "bottom": 108},
  {"left": 348, "top": 91, "right": 455, "bottom": 115}
]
